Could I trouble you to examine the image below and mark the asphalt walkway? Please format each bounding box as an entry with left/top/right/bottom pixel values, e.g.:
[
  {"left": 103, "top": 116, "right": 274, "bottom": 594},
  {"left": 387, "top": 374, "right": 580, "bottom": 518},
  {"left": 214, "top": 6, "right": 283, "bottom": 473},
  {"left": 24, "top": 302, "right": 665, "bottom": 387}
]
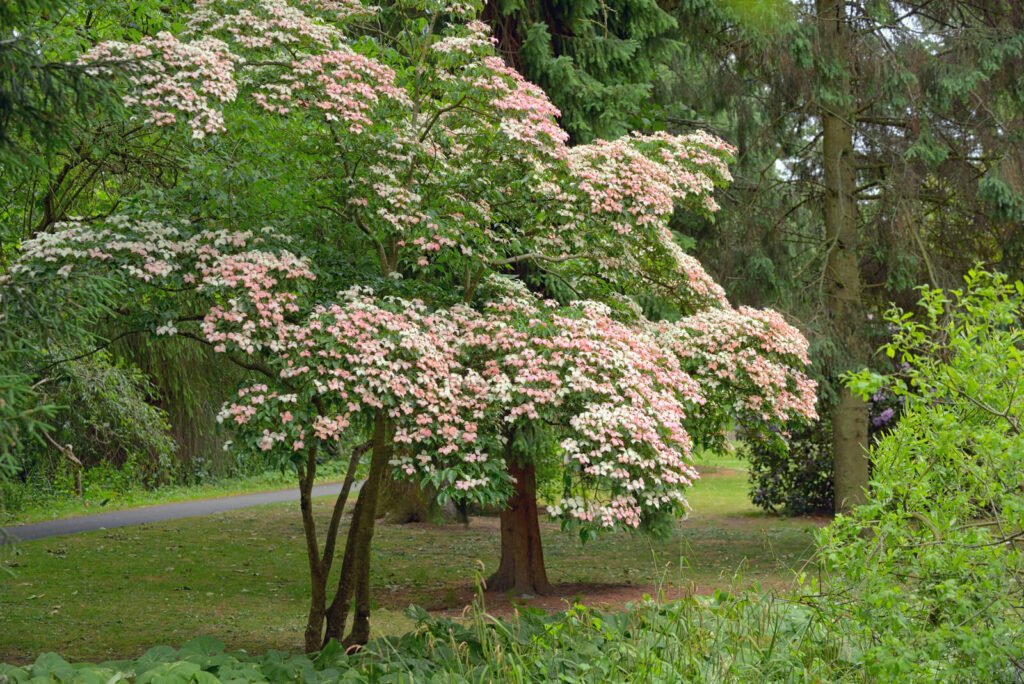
[{"left": 0, "top": 482, "right": 348, "bottom": 544}]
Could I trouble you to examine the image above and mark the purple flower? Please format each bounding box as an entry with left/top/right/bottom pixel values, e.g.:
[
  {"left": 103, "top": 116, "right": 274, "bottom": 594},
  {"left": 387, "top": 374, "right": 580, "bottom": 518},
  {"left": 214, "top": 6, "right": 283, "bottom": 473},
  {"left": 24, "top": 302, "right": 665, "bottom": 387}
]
[{"left": 872, "top": 407, "right": 895, "bottom": 427}]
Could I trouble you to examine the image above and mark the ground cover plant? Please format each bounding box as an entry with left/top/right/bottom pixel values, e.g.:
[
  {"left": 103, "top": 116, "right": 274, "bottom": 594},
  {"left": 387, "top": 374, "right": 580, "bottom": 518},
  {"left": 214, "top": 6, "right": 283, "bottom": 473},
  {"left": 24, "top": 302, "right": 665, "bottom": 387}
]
[{"left": 0, "top": 593, "right": 863, "bottom": 683}]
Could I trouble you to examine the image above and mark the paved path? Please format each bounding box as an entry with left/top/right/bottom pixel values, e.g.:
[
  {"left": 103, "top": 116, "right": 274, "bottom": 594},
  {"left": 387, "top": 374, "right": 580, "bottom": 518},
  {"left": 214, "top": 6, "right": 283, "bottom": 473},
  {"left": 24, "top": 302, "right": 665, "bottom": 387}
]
[{"left": 0, "top": 482, "right": 351, "bottom": 544}]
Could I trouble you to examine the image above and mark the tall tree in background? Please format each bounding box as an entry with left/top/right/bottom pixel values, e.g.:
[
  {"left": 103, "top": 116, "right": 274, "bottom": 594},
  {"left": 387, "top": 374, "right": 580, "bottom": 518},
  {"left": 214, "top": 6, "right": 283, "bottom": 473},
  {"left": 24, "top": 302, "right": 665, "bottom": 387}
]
[
  {"left": 482, "top": 0, "right": 678, "bottom": 142},
  {"left": 653, "top": 0, "right": 1024, "bottom": 512},
  {"left": 815, "top": 0, "right": 868, "bottom": 511}
]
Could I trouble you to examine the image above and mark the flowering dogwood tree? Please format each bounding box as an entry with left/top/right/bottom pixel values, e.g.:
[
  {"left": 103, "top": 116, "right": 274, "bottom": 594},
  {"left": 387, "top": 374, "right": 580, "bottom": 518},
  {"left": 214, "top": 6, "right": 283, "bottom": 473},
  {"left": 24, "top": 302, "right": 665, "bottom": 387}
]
[
  {"left": 8, "top": 0, "right": 817, "bottom": 650},
  {"left": 441, "top": 277, "right": 816, "bottom": 594},
  {"left": 10, "top": 216, "right": 499, "bottom": 648}
]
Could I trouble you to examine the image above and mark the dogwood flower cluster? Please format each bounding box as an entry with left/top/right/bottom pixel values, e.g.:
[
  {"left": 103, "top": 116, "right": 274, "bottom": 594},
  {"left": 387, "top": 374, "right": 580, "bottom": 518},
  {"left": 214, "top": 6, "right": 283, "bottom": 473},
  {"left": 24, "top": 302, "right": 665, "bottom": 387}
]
[
  {"left": 432, "top": 20, "right": 496, "bottom": 56},
  {"left": 188, "top": 0, "right": 346, "bottom": 49},
  {"left": 441, "top": 281, "right": 703, "bottom": 530},
  {"left": 654, "top": 306, "right": 818, "bottom": 430},
  {"left": 569, "top": 133, "right": 732, "bottom": 233},
  {"left": 8, "top": 216, "right": 313, "bottom": 353},
  {"left": 535, "top": 133, "right": 736, "bottom": 309},
  {"left": 80, "top": 33, "right": 237, "bottom": 138},
  {"left": 9, "top": 216, "right": 289, "bottom": 281},
  {"left": 473, "top": 56, "right": 569, "bottom": 158},
  {"left": 253, "top": 48, "right": 410, "bottom": 130},
  {"left": 216, "top": 290, "right": 513, "bottom": 498}
]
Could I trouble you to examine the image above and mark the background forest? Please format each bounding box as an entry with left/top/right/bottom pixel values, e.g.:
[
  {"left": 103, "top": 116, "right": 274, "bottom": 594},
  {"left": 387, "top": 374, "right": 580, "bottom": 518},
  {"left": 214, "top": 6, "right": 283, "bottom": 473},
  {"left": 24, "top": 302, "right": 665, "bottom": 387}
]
[{"left": 1, "top": 0, "right": 1022, "bottom": 681}]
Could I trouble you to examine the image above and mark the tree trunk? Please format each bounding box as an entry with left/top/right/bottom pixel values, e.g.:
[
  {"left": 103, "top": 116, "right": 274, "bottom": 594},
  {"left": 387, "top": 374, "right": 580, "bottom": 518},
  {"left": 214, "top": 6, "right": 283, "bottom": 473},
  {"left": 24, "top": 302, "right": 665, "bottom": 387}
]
[
  {"left": 832, "top": 387, "right": 869, "bottom": 512},
  {"left": 322, "top": 411, "right": 392, "bottom": 647},
  {"left": 486, "top": 444, "right": 553, "bottom": 596},
  {"left": 818, "top": 0, "right": 870, "bottom": 513},
  {"left": 376, "top": 475, "right": 445, "bottom": 523},
  {"left": 343, "top": 537, "right": 373, "bottom": 648},
  {"left": 297, "top": 443, "right": 328, "bottom": 654}
]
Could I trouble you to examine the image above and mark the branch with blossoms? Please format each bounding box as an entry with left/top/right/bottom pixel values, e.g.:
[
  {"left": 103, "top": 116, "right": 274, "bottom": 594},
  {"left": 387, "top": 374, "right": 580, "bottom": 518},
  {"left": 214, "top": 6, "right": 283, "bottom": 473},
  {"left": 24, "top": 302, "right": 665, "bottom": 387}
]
[
  {"left": 653, "top": 307, "right": 818, "bottom": 450},
  {"left": 424, "top": 276, "right": 818, "bottom": 534},
  {"left": 74, "top": 0, "right": 740, "bottom": 316},
  {"left": 438, "top": 279, "right": 704, "bottom": 534}
]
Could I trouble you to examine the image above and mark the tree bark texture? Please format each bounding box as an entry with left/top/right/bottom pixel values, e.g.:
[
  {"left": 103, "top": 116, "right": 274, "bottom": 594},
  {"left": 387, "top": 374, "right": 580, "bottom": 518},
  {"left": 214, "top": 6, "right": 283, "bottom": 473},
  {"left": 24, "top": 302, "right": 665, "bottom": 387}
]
[
  {"left": 818, "top": 0, "right": 870, "bottom": 513},
  {"left": 486, "top": 443, "right": 553, "bottom": 596}
]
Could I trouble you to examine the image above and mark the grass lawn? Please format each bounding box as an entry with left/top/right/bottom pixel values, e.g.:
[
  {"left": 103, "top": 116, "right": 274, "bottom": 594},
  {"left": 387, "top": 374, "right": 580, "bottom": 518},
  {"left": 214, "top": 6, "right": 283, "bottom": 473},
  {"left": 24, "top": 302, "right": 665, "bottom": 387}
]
[{"left": 0, "top": 461, "right": 826, "bottom": 663}]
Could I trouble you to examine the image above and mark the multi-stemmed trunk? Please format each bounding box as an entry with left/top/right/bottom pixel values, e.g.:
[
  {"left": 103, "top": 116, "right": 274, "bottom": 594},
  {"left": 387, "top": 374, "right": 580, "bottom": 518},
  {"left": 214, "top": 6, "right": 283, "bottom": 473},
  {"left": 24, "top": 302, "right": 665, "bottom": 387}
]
[
  {"left": 297, "top": 410, "right": 393, "bottom": 653},
  {"left": 486, "top": 438, "right": 553, "bottom": 596}
]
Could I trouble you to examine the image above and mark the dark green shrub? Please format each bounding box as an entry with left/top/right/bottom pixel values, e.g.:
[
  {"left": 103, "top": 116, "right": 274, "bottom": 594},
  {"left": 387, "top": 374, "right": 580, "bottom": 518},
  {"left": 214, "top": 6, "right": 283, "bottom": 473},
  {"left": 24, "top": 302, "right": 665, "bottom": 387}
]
[
  {"left": 745, "top": 420, "right": 834, "bottom": 516},
  {"left": 746, "top": 386, "right": 903, "bottom": 516}
]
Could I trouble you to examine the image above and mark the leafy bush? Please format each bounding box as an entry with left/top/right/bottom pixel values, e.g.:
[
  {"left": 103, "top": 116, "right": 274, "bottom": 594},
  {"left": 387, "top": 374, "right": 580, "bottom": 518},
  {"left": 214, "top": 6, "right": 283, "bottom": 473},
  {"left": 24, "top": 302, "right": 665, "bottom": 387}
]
[
  {"left": 1, "top": 352, "right": 178, "bottom": 507},
  {"left": 0, "top": 593, "right": 863, "bottom": 683},
  {"left": 746, "top": 385, "right": 903, "bottom": 517},
  {"left": 1, "top": 351, "right": 178, "bottom": 517},
  {"left": 828, "top": 270, "right": 1024, "bottom": 681},
  {"left": 745, "top": 420, "right": 834, "bottom": 516},
  {"left": 46, "top": 352, "right": 177, "bottom": 478}
]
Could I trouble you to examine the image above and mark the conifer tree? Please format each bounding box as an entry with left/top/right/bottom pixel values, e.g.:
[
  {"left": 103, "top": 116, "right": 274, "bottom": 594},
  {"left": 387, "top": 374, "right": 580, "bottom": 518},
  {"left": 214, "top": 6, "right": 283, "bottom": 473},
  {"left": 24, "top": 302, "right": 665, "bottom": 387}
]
[
  {"left": 661, "top": 0, "right": 1024, "bottom": 512},
  {"left": 482, "top": 0, "right": 678, "bottom": 142}
]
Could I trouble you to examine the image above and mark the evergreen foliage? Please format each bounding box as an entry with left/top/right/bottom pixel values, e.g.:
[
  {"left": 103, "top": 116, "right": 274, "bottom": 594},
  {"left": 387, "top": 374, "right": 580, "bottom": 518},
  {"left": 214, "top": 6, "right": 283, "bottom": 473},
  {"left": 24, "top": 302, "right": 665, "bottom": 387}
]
[{"left": 483, "top": 0, "right": 678, "bottom": 142}]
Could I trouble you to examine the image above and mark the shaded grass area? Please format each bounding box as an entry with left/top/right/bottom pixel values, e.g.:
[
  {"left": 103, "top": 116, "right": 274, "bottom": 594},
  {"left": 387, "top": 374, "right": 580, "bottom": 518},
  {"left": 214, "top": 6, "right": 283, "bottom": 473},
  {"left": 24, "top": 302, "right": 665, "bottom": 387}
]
[{"left": 0, "top": 465, "right": 825, "bottom": 663}]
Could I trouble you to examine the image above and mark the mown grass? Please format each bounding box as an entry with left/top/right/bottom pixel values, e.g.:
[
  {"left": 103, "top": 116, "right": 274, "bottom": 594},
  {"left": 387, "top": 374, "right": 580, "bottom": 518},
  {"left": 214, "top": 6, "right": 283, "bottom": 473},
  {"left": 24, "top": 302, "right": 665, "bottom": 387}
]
[{"left": 0, "top": 460, "right": 825, "bottom": 663}]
